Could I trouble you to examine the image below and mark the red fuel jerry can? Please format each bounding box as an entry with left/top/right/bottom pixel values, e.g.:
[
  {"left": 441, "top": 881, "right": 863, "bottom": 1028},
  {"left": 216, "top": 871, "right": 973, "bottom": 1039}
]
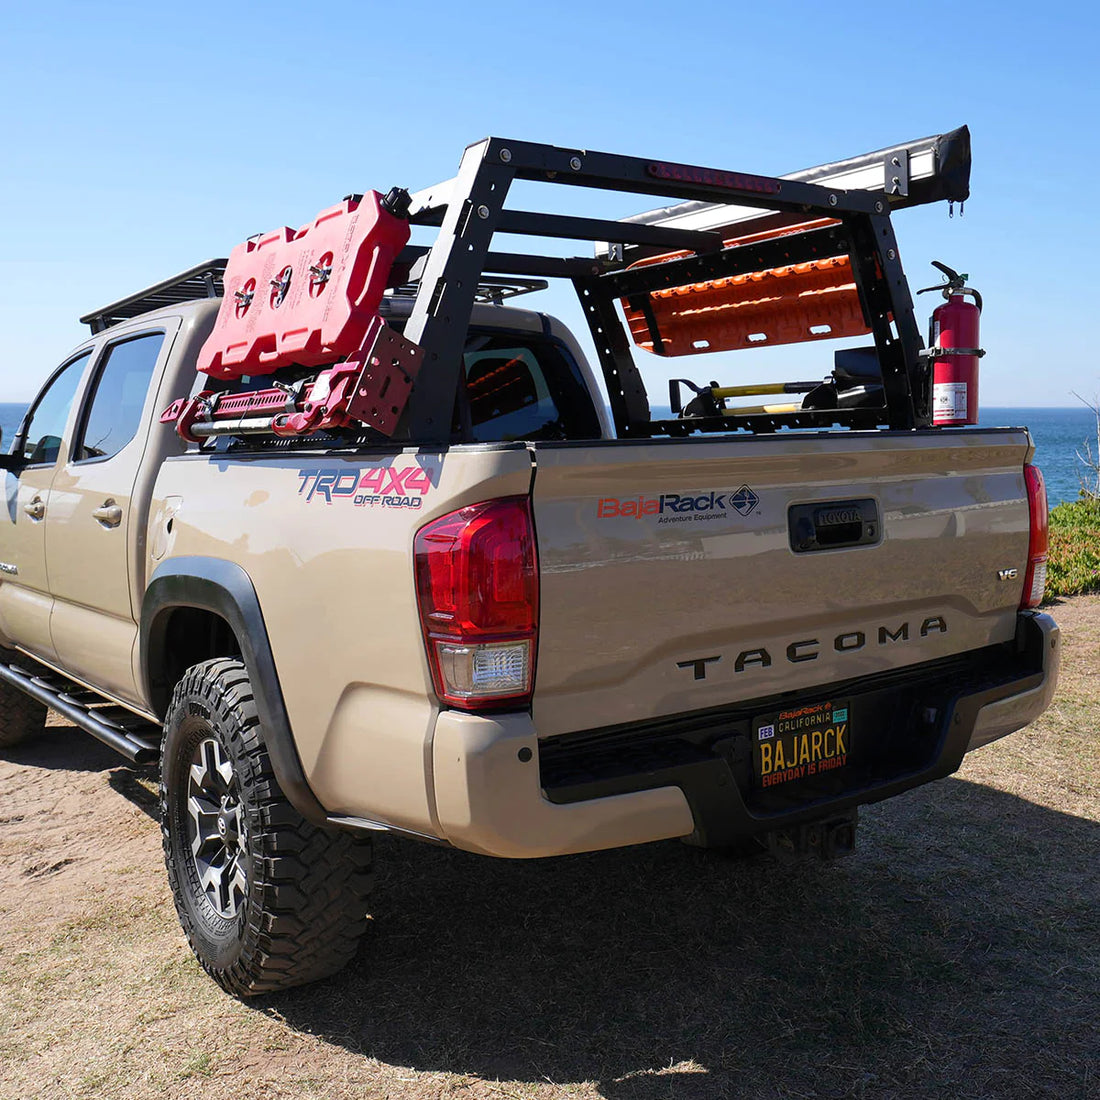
[
  {"left": 918, "top": 261, "right": 985, "bottom": 426},
  {"left": 198, "top": 189, "right": 411, "bottom": 379}
]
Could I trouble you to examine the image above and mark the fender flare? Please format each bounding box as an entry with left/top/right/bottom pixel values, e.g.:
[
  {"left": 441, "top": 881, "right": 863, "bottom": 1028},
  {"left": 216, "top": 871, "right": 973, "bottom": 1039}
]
[{"left": 141, "top": 556, "right": 327, "bottom": 824}]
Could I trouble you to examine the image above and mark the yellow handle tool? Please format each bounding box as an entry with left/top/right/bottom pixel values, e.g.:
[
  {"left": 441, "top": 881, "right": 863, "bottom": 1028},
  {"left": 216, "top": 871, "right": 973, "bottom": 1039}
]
[
  {"left": 711, "top": 382, "right": 818, "bottom": 398},
  {"left": 723, "top": 402, "right": 802, "bottom": 416}
]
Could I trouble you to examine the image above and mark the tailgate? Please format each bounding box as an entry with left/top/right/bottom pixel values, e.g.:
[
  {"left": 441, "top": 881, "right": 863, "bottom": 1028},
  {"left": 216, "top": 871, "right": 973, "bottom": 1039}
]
[{"left": 530, "top": 428, "right": 1033, "bottom": 737}]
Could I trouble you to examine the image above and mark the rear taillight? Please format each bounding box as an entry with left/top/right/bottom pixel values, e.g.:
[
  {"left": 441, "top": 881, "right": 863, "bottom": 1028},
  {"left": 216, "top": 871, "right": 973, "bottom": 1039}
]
[
  {"left": 414, "top": 496, "right": 538, "bottom": 710},
  {"left": 1021, "top": 463, "right": 1049, "bottom": 609}
]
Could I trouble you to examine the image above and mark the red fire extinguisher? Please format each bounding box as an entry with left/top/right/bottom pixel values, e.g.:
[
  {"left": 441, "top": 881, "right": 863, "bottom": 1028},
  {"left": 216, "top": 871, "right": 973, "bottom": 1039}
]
[{"left": 918, "top": 261, "right": 985, "bottom": 426}]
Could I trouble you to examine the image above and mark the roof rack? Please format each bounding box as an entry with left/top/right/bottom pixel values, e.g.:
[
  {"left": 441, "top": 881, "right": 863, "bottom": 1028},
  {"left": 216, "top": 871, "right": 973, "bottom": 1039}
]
[
  {"left": 81, "top": 259, "right": 227, "bottom": 334},
  {"left": 83, "top": 255, "right": 545, "bottom": 336},
  {"left": 470, "top": 275, "right": 548, "bottom": 304},
  {"left": 387, "top": 273, "right": 548, "bottom": 305}
]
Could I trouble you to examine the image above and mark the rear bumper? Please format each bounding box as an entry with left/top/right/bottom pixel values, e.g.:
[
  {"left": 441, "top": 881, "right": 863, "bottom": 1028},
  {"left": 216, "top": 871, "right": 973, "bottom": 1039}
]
[
  {"left": 430, "top": 611, "right": 1058, "bottom": 857},
  {"left": 432, "top": 710, "right": 695, "bottom": 857},
  {"left": 966, "top": 612, "right": 1059, "bottom": 750}
]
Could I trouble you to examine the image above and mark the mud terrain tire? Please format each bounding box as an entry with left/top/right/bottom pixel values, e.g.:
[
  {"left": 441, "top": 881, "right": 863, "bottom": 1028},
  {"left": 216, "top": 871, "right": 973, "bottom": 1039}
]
[
  {"left": 0, "top": 650, "right": 48, "bottom": 749},
  {"left": 160, "top": 658, "right": 374, "bottom": 995}
]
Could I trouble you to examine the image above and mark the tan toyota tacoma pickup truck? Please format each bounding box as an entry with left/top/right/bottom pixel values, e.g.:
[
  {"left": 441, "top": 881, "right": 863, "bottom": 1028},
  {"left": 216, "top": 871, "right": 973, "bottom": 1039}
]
[{"left": 0, "top": 129, "right": 1059, "bottom": 996}]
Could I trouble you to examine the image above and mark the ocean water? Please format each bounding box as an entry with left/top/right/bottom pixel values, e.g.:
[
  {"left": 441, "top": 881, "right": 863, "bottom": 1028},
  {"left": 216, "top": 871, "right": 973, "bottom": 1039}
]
[
  {"left": 0, "top": 404, "right": 26, "bottom": 454},
  {"left": 0, "top": 405, "right": 27, "bottom": 456},
  {"left": 0, "top": 401, "right": 1094, "bottom": 507},
  {"left": 980, "top": 408, "right": 1097, "bottom": 508}
]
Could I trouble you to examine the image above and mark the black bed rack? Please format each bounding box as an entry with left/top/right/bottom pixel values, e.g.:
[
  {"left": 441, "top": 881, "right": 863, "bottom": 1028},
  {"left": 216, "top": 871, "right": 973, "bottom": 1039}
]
[{"left": 391, "top": 127, "right": 970, "bottom": 441}]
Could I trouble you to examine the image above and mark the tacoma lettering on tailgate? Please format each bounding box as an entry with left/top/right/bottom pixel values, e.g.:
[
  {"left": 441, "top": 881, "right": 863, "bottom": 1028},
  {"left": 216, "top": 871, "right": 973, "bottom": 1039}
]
[{"left": 677, "top": 617, "right": 949, "bottom": 679}]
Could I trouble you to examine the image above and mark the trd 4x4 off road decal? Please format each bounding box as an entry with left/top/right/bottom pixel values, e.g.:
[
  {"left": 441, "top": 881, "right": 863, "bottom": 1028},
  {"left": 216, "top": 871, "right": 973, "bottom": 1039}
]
[
  {"left": 596, "top": 484, "right": 759, "bottom": 523},
  {"left": 297, "top": 466, "right": 435, "bottom": 508}
]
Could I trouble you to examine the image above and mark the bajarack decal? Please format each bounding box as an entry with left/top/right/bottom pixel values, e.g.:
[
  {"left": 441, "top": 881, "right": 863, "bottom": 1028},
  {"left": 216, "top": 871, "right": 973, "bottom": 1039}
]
[{"left": 597, "top": 484, "right": 759, "bottom": 523}]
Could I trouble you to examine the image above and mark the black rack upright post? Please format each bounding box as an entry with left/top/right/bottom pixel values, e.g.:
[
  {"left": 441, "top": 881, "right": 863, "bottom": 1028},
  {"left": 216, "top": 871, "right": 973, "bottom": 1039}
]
[
  {"left": 844, "top": 211, "right": 926, "bottom": 429},
  {"left": 403, "top": 141, "right": 517, "bottom": 441},
  {"left": 573, "top": 274, "right": 652, "bottom": 436}
]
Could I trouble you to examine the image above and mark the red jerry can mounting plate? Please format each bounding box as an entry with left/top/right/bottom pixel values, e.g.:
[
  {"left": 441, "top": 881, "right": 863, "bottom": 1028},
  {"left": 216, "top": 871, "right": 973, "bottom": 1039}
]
[{"left": 197, "top": 193, "right": 410, "bottom": 379}]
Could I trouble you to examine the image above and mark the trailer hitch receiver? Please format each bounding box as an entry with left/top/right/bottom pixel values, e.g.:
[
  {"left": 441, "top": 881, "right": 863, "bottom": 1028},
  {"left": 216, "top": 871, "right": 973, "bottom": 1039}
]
[{"left": 764, "top": 810, "right": 858, "bottom": 861}]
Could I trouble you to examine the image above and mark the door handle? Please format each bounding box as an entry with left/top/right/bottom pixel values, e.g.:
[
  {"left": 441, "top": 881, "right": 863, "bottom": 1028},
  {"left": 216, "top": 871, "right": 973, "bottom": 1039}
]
[
  {"left": 23, "top": 497, "right": 45, "bottom": 520},
  {"left": 92, "top": 502, "right": 123, "bottom": 528}
]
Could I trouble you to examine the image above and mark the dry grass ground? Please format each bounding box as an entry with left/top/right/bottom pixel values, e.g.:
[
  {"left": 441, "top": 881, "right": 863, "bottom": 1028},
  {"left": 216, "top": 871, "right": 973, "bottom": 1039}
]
[{"left": 1, "top": 599, "right": 1097, "bottom": 1100}]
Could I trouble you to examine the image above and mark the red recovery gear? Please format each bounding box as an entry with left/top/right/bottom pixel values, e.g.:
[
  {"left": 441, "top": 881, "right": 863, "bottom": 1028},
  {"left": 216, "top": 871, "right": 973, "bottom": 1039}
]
[
  {"left": 197, "top": 190, "right": 411, "bottom": 378},
  {"left": 160, "top": 316, "right": 424, "bottom": 443},
  {"left": 918, "top": 261, "right": 985, "bottom": 427},
  {"left": 160, "top": 188, "right": 423, "bottom": 442}
]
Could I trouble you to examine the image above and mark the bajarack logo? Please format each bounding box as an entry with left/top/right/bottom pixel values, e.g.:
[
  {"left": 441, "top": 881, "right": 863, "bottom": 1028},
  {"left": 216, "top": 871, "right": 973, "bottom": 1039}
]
[{"left": 597, "top": 484, "right": 759, "bottom": 523}]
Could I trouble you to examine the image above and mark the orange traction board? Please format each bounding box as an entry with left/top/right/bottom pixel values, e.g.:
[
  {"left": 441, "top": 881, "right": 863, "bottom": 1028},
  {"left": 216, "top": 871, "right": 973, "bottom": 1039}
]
[{"left": 622, "top": 222, "right": 873, "bottom": 356}]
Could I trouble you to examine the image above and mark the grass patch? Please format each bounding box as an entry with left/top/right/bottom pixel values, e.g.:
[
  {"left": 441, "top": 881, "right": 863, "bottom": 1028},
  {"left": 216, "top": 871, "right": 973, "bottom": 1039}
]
[
  {"left": 1045, "top": 499, "right": 1100, "bottom": 598},
  {"left": 180, "top": 1050, "right": 214, "bottom": 1079}
]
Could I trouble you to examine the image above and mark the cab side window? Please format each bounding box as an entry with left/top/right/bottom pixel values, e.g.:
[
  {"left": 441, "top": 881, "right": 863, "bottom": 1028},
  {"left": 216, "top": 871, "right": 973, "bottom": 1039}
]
[
  {"left": 76, "top": 333, "right": 164, "bottom": 462},
  {"left": 462, "top": 336, "right": 601, "bottom": 442},
  {"left": 465, "top": 347, "right": 555, "bottom": 441},
  {"left": 19, "top": 351, "right": 92, "bottom": 466}
]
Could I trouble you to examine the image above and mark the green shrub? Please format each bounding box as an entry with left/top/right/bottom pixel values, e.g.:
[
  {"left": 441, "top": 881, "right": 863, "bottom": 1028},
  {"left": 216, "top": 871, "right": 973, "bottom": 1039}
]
[{"left": 1045, "top": 499, "right": 1100, "bottom": 599}]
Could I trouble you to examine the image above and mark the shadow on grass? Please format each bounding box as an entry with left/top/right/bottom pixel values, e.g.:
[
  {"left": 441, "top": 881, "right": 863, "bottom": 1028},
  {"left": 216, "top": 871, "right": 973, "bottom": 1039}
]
[{"left": 267, "top": 778, "right": 1099, "bottom": 1099}]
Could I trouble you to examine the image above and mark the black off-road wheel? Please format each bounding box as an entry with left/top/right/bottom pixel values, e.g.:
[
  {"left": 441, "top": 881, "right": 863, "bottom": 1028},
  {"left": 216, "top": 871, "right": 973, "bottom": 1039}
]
[
  {"left": 0, "top": 649, "right": 48, "bottom": 749},
  {"left": 160, "top": 658, "right": 374, "bottom": 996}
]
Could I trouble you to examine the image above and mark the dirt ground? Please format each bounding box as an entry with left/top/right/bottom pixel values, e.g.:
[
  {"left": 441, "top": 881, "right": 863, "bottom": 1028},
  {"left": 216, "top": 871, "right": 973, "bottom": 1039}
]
[{"left": 1, "top": 599, "right": 1097, "bottom": 1100}]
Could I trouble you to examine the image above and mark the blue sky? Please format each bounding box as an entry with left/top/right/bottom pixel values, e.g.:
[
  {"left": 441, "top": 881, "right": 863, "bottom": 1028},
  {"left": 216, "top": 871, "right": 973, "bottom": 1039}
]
[{"left": 1, "top": 0, "right": 1097, "bottom": 407}]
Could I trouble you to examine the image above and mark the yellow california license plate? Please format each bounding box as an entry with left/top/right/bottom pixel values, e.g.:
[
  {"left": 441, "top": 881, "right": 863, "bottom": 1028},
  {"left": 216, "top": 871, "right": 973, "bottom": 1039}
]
[{"left": 753, "top": 700, "right": 851, "bottom": 788}]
